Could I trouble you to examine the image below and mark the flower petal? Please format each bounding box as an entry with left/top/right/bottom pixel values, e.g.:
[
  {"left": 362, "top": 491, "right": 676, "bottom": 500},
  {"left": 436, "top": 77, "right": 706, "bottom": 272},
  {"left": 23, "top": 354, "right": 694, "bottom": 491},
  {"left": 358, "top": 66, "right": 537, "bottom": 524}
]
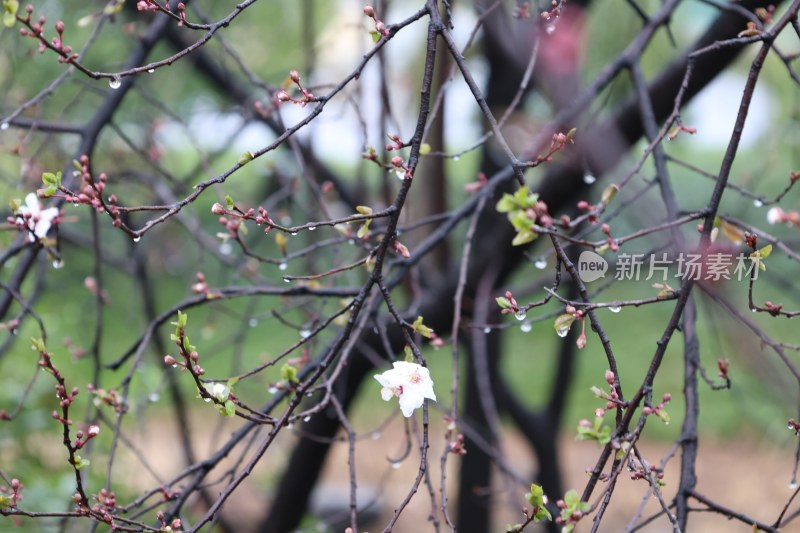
[{"left": 398, "top": 391, "right": 424, "bottom": 418}]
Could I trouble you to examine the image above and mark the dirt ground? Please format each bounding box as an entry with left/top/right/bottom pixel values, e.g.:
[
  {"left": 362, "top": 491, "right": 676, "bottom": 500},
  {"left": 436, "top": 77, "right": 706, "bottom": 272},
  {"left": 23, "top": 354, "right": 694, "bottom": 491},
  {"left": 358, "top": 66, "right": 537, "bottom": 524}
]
[{"left": 123, "top": 414, "right": 800, "bottom": 533}]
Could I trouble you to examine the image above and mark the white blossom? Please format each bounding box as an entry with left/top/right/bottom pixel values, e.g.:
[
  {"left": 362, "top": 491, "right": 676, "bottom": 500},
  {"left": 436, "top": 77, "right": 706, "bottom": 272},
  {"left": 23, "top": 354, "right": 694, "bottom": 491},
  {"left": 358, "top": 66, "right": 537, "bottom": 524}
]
[
  {"left": 766, "top": 206, "right": 784, "bottom": 225},
  {"left": 374, "top": 361, "right": 436, "bottom": 417},
  {"left": 205, "top": 382, "right": 230, "bottom": 402},
  {"left": 17, "top": 193, "right": 59, "bottom": 242}
]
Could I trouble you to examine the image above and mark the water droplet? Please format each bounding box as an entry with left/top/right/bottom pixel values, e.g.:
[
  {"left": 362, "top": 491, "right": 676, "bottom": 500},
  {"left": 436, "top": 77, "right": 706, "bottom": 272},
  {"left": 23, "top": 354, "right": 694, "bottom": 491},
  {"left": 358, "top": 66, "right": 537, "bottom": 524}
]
[
  {"left": 557, "top": 326, "right": 570, "bottom": 338},
  {"left": 348, "top": 239, "right": 355, "bottom": 245},
  {"left": 521, "top": 323, "right": 532, "bottom": 333},
  {"left": 278, "top": 262, "right": 287, "bottom": 271},
  {"left": 0, "top": 122, "right": 9, "bottom": 130},
  {"left": 664, "top": 421, "right": 669, "bottom": 425},
  {"left": 583, "top": 173, "right": 596, "bottom": 184},
  {"left": 306, "top": 392, "right": 313, "bottom": 397},
  {"left": 291, "top": 231, "right": 298, "bottom": 236},
  {"left": 308, "top": 226, "right": 316, "bottom": 231},
  {"left": 287, "top": 423, "right": 293, "bottom": 429},
  {"left": 751, "top": 308, "right": 757, "bottom": 313},
  {"left": 390, "top": 461, "right": 402, "bottom": 469},
  {"left": 300, "top": 329, "right": 311, "bottom": 338},
  {"left": 248, "top": 318, "right": 258, "bottom": 327},
  {"left": 148, "top": 393, "right": 160, "bottom": 402},
  {"left": 609, "top": 306, "right": 621, "bottom": 313},
  {"left": 395, "top": 169, "right": 405, "bottom": 181},
  {"left": 52, "top": 259, "right": 64, "bottom": 269},
  {"left": 514, "top": 310, "right": 527, "bottom": 321},
  {"left": 790, "top": 481, "right": 799, "bottom": 490},
  {"left": 171, "top": 364, "right": 178, "bottom": 368},
  {"left": 534, "top": 258, "right": 547, "bottom": 270},
  {"left": 133, "top": 236, "right": 141, "bottom": 243},
  {"left": 109, "top": 77, "right": 121, "bottom": 89},
  {"left": 753, "top": 199, "right": 763, "bottom": 208},
  {"left": 268, "top": 387, "right": 278, "bottom": 394},
  {"left": 219, "top": 243, "right": 232, "bottom": 255},
  {"left": 11, "top": 329, "right": 18, "bottom": 336},
  {"left": 483, "top": 327, "right": 491, "bottom": 334},
  {"left": 283, "top": 277, "right": 291, "bottom": 283},
  {"left": 147, "top": 68, "right": 155, "bottom": 73},
  {"left": 303, "top": 416, "right": 311, "bottom": 422},
  {"left": 544, "top": 17, "right": 559, "bottom": 34}
]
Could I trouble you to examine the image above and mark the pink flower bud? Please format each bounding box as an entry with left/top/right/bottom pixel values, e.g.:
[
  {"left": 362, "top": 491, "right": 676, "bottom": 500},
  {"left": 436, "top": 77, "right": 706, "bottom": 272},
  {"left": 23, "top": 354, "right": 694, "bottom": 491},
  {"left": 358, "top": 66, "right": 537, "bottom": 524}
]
[
  {"left": 88, "top": 425, "right": 100, "bottom": 436},
  {"left": 211, "top": 203, "right": 226, "bottom": 215},
  {"left": 289, "top": 70, "right": 300, "bottom": 83},
  {"left": 363, "top": 5, "right": 375, "bottom": 17},
  {"left": 604, "top": 369, "right": 615, "bottom": 384}
]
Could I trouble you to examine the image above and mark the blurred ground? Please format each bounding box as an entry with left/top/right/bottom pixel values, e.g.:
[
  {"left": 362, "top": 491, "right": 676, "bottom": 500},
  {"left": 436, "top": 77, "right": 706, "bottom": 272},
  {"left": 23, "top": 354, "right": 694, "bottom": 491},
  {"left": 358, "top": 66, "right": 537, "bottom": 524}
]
[{"left": 125, "top": 415, "right": 800, "bottom": 533}]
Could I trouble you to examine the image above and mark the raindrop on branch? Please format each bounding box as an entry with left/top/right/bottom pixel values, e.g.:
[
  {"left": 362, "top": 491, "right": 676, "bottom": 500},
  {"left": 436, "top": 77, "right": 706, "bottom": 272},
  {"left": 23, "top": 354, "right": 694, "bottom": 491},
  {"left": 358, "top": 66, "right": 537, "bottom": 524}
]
[
  {"left": 608, "top": 306, "right": 621, "bottom": 313},
  {"left": 109, "top": 77, "right": 122, "bottom": 89}
]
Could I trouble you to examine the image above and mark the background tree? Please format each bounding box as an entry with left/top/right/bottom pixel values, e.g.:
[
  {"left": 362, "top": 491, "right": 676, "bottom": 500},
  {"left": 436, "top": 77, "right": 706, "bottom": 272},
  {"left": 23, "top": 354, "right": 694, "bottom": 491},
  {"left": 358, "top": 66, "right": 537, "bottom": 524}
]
[{"left": 1, "top": 0, "right": 800, "bottom": 532}]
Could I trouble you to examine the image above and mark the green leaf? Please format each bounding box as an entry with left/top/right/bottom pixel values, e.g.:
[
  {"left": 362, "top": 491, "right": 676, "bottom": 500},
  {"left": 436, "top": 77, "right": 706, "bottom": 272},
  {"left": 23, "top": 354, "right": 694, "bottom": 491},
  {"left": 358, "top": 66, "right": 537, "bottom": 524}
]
[
  {"left": 217, "top": 400, "right": 235, "bottom": 417},
  {"left": 31, "top": 338, "right": 45, "bottom": 353},
  {"left": 238, "top": 151, "right": 254, "bottom": 165},
  {"left": 496, "top": 296, "right": 511, "bottom": 309},
  {"left": 9, "top": 198, "right": 21, "bottom": 213},
  {"left": 370, "top": 30, "right": 380, "bottom": 42},
  {"left": 512, "top": 229, "right": 537, "bottom": 246},
  {"left": 356, "top": 205, "right": 373, "bottom": 215},
  {"left": 103, "top": 0, "right": 125, "bottom": 15},
  {"left": 750, "top": 245, "right": 772, "bottom": 271},
  {"left": 225, "top": 195, "right": 235, "bottom": 209},
  {"left": 554, "top": 314, "right": 575, "bottom": 336},
  {"left": 656, "top": 409, "right": 670, "bottom": 424},
  {"left": 2, "top": 0, "right": 18, "bottom": 28},
  {"left": 281, "top": 363, "right": 298, "bottom": 384},
  {"left": 411, "top": 316, "right": 434, "bottom": 338},
  {"left": 601, "top": 184, "right": 619, "bottom": 207},
  {"left": 496, "top": 192, "right": 519, "bottom": 213},
  {"left": 564, "top": 489, "right": 580, "bottom": 507},
  {"left": 509, "top": 210, "right": 533, "bottom": 232},
  {"left": 356, "top": 219, "right": 371, "bottom": 239},
  {"left": 527, "top": 484, "right": 546, "bottom": 507},
  {"left": 177, "top": 310, "right": 188, "bottom": 328},
  {"left": 404, "top": 345, "right": 414, "bottom": 362}
]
